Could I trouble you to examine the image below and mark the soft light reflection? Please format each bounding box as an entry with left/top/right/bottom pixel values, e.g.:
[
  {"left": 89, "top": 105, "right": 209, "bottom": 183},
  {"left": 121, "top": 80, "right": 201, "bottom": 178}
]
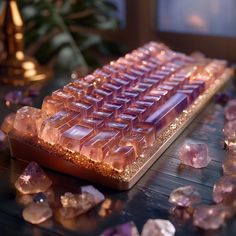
[
  {"left": 10, "top": 1, "right": 23, "bottom": 27},
  {"left": 16, "top": 51, "right": 24, "bottom": 60}
]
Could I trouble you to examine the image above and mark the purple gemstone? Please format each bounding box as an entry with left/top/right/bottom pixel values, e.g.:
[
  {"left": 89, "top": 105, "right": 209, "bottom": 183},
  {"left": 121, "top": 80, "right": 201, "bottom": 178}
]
[
  {"left": 214, "top": 93, "right": 230, "bottom": 105},
  {"left": 28, "top": 85, "right": 40, "bottom": 97},
  {"left": 101, "top": 222, "right": 139, "bottom": 236},
  {"left": 193, "top": 205, "right": 231, "bottom": 230},
  {"left": 169, "top": 185, "right": 201, "bottom": 207},
  {"left": 213, "top": 176, "right": 236, "bottom": 203},
  {"left": 178, "top": 143, "right": 211, "bottom": 168},
  {"left": 20, "top": 97, "right": 33, "bottom": 106},
  {"left": 15, "top": 162, "right": 52, "bottom": 194},
  {"left": 223, "top": 120, "right": 236, "bottom": 148},
  {"left": 142, "top": 219, "right": 175, "bottom": 236},
  {"left": 4, "top": 90, "right": 23, "bottom": 105},
  {"left": 225, "top": 99, "right": 236, "bottom": 121}
]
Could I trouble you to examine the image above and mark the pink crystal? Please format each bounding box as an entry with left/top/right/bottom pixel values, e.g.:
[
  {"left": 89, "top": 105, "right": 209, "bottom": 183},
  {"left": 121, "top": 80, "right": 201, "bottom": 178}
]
[
  {"left": 22, "top": 202, "right": 52, "bottom": 224},
  {"left": 15, "top": 162, "right": 52, "bottom": 194},
  {"left": 1, "top": 113, "right": 15, "bottom": 134},
  {"left": 213, "top": 176, "right": 236, "bottom": 203},
  {"left": 81, "top": 185, "right": 105, "bottom": 204},
  {"left": 4, "top": 90, "right": 23, "bottom": 105},
  {"left": 59, "top": 192, "right": 97, "bottom": 219},
  {"left": 141, "top": 219, "right": 175, "bottom": 236},
  {"left": 169, "top": 185, "right": 201, "bottom": 207},
  {"left": 13, "top": 106, "right": 42, "bottom": 137},
  {"left": 223, "top": 120, "right": 236, "bottom": 147},
  {"left": 178, "top": 143, "right": 211, "bottom": 168},
  {"left": 193, "top": 205, "right": 230, "bottom": 230},
  {"left": 169, "top": 206, "right": 194, "bottom": 221},
  {"left": 222, "top": 151, "right": 236, "bottom": 175},
  {"left": 225, "top": 99, "right": 236, "bottom": 121},
  {"left": 101, "top": 221, "right": 139, "bottom": 236}
]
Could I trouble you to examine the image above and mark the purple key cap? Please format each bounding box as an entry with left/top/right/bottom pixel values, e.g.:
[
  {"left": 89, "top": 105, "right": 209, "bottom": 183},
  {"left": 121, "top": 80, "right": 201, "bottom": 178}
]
[
  {"left": 83, "top": 94, "right": 104, "bottom": 108},
  {"left": 106, "top": 121, "right": 130, "bottom": 136},
  {"left": 67, "top": 100, "right": 93, "bottom": 115},
  {"left": 93, "top": 88, "right": 113, "bottom": 100},
  {"left": 145, "top": 93, "right": 188, "bottom": 132}
]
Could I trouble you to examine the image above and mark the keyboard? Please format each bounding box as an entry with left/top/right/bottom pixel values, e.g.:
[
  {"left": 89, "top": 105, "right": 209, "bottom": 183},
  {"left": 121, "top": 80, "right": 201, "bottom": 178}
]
[{"left": 8, "top": 42, "right": 233, "bottom": 190}]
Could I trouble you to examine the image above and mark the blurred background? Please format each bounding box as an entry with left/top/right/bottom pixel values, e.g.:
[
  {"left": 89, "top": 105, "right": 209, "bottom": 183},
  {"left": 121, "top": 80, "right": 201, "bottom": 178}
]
[{"left": 1, "top": 0, "right": 236, "bottom": 74}]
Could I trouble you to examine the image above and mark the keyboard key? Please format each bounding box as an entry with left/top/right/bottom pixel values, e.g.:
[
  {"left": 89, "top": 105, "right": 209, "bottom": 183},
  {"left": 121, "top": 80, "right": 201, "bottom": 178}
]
[
  {"left": 39, "top": 110, "right": 79, "bottom": 144},
  {"left": 92, "top": 108, "right": 114, "bottom": 121},
  {"left": 59, "top": 124, "right": 94, "bottom": 152},
  {"left": 93, "top": 88, "right": 113, "bottom": 100},
  {"left": 116, "top": 113, "right": 138, "bottom": 127},
  {"left": 81, "top": 129, "right": 121, "bottom": 161},
  {"left": 106, "top": 121, "right": 130, "bottom": 136},
  {"left": 52, "top": 89, "right": 75, "bottom": 103},
  {"left": 41, "top": 96, "right": 64, "bottom": 116},
  {"left": 145, "top": 93, "right": 188, "bottom": 132},
  {"left": 132, "top": 123, "right": 156, "bottom": 146},
  {"left": 120, "top": 133, "right": 146, "bottom": 156},
  {"left": 104, "top": 146, "right": 136, "bottom": 171},
  {"left": 67, "top": 100, "right": 93, "bottom": 115},
  {"left": 79, "top": 116, "right": 105, "bottom": 130},
  {"left": 103, "top": 102, "right": 124, "bottom": 115},
  {"left": 83, "top": 94, "right": 104, "bottom": 108}
]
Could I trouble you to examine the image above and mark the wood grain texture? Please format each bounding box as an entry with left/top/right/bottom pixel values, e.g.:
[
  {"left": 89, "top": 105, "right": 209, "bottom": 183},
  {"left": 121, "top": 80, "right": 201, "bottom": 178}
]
[{"left": 0, "top": 75, "right": 235, "bottom": 236}]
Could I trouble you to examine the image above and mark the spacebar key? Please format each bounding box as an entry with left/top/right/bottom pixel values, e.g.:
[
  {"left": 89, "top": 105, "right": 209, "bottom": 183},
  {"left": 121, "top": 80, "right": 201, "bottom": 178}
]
[{"left": 145, "top": 93, "right": 188, "bottom": 132}]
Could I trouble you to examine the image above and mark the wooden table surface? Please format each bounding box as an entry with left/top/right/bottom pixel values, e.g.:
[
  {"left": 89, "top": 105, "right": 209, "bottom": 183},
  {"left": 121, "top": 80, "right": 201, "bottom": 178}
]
[{"left": 0, "top": 75, "right": 235, "bottom": 236}]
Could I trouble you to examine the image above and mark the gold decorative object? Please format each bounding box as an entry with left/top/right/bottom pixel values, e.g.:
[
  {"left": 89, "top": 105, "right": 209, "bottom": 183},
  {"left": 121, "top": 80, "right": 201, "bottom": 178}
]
[{"left": 0, "top": 0, "right": 51, "bottom": 86}]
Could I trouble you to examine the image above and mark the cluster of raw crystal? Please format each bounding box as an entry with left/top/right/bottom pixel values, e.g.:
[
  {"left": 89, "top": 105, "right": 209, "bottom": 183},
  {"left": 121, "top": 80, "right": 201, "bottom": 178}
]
[
  {"left": 15, "top": 162, "right": 105, "bottom": 224},
  {"left": 168, "top": 98, "right": 236, "bottom": 230},
  {"left": 100, "top": 219, "right": 175, "bottom": 236},
  {"left": 12, "top": 42, "right": 227, "bottom": 171}
]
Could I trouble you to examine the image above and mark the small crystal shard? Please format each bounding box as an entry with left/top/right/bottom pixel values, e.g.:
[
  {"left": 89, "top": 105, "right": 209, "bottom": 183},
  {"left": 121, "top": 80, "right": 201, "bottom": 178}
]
[
  {"left": 193, "top": 205, "right": 230, "bottom": 230},
  {"left": 179, "top": 143, "right": 211, "bottom": 168},
  {"left": 223, "top": 120, "right": 236, "bottom": 147},
  {"left": 225, "top": 99, "right": 236, "bottom": 121},
  {"left": 213, "top": 176, "right": 236, "bottom": 203},
  {"left": 141, "top": 219, "right": 175, "bottom": 236},
  {"left": 60, "top": 192, "right": 96, "bottom": 219},
  {"left": 100, "top": 221, "right": 140, "bottom": 236},
  {"left": 13, "top": 106, "right": 42, "bottom": 136},
  {"left": 1, "top": 113, "right": 15, "bottom": 134},
  {"left": 15, "top": 162, "right": 52, "bottom": 194},
  {"left": 81, "top": 185, "right": 105, "bottom": 204},
  {"left": 4, "top": 90, "right": 23, "bottom": 106},
  {"left": 22, "top": 203, "right": 52, "bottom": 224},
  {"left": 169, "top": 185, "right": 201, "bottom": 207},
  {"left": 222, "top": 151, "right": 236, "bottom": 175}
]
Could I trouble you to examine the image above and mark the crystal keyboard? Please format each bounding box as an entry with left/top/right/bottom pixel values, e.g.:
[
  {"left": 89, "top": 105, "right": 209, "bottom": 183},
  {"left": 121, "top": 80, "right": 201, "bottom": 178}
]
[{"left": 8, "top": 42, "right": 233, "bottom": 190}]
